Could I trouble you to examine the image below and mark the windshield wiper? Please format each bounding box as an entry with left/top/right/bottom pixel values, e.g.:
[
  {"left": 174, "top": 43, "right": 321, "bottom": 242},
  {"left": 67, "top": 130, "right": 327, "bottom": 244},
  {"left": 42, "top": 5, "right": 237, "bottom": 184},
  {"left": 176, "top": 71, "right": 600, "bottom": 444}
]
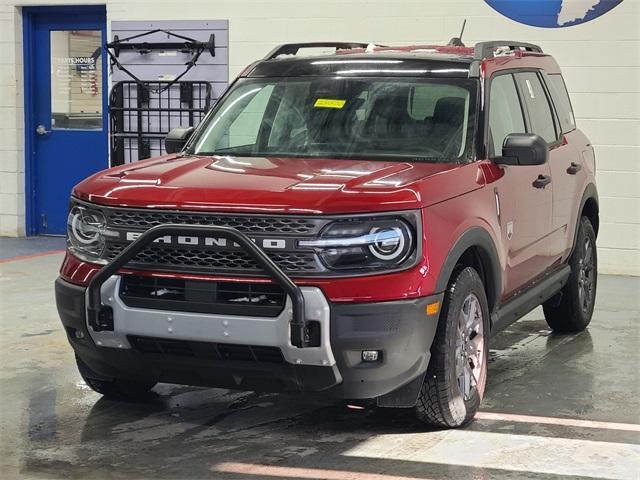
[
  {"left": 191, "top": 151, "right": 247, "bottom": 156},
  {"left": 190, "top": 151, "right": 451, "bottom": 163},
  {"left": 410, "top": 156, "right": 448, "bottom": 162}
]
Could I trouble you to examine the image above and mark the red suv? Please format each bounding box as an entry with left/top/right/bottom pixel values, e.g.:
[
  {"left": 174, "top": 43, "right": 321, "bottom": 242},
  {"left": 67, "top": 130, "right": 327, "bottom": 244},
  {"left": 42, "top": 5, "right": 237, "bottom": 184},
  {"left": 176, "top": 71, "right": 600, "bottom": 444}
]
[{"left": 56, "top": 40, "right": 599, "bottom": 428}]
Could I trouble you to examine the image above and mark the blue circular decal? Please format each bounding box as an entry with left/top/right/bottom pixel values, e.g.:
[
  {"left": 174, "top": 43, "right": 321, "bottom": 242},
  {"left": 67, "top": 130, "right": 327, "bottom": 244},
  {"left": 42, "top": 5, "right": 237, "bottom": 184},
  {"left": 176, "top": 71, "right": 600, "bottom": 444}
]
[{"left": 484, "top": 0, "right": 624, "bottom": 28}]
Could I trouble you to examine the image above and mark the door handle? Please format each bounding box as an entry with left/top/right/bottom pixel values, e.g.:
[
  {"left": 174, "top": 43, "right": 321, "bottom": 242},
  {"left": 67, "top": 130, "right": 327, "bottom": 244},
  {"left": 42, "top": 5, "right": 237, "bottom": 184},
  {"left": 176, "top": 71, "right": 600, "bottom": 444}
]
[
  {"left": 36, "top": 124, "right": 51, "bottom": 136},
  {"left": 532, "top": 174, "right": 552, "bottom": 189},
  {"left": 567, "top": 162, "right": 582, "bottom": 175}
]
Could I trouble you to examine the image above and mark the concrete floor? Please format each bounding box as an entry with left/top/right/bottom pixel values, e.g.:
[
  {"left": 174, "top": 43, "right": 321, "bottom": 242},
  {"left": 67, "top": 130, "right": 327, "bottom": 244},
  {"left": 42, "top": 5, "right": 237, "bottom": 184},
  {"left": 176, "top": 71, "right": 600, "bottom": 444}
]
[{"left": 0, "top": 237, "right": 639, "bottom": 479}]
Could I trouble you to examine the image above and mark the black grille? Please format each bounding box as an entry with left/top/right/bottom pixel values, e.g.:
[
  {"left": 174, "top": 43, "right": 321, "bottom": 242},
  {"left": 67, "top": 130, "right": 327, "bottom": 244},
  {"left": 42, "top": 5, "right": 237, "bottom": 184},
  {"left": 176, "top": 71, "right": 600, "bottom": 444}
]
[
  {"left": 99, "top": 207, "right": 328, "bottom": 275},
  {"left": 106, "top": 210, "right": 322, "bottom": 235},
  {"left": 128, "top": 335, "right": 284, "bottom": 364},
  {"left": 106, "top": 243, "right": 319, "bottom": 275},
  {"left": 119, "top": 275, "right": 286, "bottom": 317}
]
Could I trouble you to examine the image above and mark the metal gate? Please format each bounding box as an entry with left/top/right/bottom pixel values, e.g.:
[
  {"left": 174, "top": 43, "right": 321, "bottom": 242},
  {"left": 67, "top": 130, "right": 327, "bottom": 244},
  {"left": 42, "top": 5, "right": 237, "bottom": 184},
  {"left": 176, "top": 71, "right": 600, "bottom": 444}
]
[{"left": 109, "top": 80, "right": 212, "bottom": 164}]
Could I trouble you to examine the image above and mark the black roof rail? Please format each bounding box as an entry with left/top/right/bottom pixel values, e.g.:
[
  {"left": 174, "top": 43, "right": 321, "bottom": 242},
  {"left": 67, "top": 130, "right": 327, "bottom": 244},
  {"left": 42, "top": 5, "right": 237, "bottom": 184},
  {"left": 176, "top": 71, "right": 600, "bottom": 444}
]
[
  {"left": 474, "top": 41, "right": 543, "bottom": 60},
  {"left": 264, "top": 42, "right": 371, "bottom": 60}
]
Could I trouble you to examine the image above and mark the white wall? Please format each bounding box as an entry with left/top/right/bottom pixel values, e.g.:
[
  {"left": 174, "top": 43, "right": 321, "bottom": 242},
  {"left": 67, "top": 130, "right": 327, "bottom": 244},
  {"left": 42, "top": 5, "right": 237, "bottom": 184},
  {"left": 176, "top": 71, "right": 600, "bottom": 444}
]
[{"left": 1, "top": 0, "right": 638, "bottom": 275}]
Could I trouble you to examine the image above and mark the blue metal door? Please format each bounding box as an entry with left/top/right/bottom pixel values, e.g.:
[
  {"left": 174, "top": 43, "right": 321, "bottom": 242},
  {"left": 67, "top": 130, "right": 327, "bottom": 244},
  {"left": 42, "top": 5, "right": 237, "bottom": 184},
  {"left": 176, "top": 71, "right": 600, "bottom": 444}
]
[{"left": 24, "top": 6, "right": 108, "bottom": 235}]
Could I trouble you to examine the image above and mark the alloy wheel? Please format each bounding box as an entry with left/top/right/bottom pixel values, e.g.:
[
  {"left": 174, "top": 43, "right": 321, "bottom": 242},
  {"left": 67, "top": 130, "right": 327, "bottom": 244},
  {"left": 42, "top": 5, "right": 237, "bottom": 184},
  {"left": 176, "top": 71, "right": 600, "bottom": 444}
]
[
  {"left": 578, "top": 236, "right": 596, "bottom": 315},
  {"left": 455, "top": 294, "right": 485, "bottom": 401}
]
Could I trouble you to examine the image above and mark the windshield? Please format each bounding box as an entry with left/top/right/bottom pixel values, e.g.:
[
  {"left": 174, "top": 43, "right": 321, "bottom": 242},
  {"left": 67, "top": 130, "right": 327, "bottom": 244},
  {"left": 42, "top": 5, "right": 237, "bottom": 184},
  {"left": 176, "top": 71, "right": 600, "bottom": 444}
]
[{"left": 188, "top": 77, "right": 477, "bottom": 162}]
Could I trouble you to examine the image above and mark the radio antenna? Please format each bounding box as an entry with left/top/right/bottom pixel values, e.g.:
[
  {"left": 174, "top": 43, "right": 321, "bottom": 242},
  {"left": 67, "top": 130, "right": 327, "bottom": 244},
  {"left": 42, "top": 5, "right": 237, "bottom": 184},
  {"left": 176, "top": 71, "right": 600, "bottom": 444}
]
[{"left": 448, "top": 19, "right": 467, "bottom": 47}]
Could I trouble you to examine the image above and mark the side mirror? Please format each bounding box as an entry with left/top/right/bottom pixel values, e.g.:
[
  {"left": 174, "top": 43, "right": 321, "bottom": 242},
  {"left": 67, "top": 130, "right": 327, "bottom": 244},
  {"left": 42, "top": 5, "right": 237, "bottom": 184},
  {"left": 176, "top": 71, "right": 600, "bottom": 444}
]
[
  {"left": 165, "top": 127, "right": 195, "bottom": 154},
  {"left": 495, "top": 133, "right": 548, "bottom": 166}
]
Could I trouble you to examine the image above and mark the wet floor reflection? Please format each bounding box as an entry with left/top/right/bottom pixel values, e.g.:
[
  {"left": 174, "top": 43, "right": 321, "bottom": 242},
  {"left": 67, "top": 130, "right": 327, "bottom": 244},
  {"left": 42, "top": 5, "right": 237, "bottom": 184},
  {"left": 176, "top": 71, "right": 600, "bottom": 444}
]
[{"left": 2, "top": 270, "right": 639, "bottom": 479}]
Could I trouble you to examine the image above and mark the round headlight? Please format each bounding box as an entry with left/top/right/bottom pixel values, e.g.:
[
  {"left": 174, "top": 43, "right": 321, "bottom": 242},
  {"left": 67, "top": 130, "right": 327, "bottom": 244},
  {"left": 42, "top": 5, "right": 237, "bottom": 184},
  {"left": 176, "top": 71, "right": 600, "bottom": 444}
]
[
  {"left": 67, "top": 204, "right": 108, "bottom": 262},
  {"left": 368, "top": 227, "right": 405, "bottom": 260},
  {"left": 70, "top": 210, "right": 103, "bottom": 244},
  {"left": 300, "top": 216, "right": 416, "bottom": 272}
]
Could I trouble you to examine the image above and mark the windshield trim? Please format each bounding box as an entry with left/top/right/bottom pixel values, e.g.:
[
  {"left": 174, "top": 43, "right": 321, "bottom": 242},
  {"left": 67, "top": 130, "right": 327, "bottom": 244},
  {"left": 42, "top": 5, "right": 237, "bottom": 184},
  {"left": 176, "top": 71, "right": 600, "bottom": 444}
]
[{"left": 187, "top": 151, "right": 454, "bottom": 163}]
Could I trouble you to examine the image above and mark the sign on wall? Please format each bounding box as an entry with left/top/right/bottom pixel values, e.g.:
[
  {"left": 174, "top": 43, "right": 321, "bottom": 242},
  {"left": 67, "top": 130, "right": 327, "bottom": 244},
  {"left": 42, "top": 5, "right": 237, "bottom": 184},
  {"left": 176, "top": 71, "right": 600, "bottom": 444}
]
[
  {"left": 51, "top": 30, "right": 103, "bottom": 130},
  {"left": 484, "top": 0, "right": 624, "bottom": 28}
]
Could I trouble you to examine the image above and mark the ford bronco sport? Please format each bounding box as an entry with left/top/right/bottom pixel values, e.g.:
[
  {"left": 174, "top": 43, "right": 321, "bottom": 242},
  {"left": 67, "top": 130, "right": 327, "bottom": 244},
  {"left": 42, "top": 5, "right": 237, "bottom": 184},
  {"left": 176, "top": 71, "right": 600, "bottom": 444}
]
[{"left": 55, "top": 40, "right": 599, "bottom": 428}]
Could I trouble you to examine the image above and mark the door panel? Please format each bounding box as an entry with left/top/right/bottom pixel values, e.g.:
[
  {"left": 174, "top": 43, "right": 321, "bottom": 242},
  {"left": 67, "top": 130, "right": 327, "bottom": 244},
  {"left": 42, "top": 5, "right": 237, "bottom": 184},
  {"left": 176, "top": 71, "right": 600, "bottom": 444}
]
[
  {"left": 544, "top": 74, "right": 587, "bottom": 261},
  {"left": 26, "top": 7, "right": 108, "bottom": 234},
  {"left": 487, "top": 73, "right": 553, "bottom": 297},
  {"left": 547, "top": 138, "right": 584, "bottom": 261},
  {"left": 497, "top": 165, "right": 553, "bottom": 296}
]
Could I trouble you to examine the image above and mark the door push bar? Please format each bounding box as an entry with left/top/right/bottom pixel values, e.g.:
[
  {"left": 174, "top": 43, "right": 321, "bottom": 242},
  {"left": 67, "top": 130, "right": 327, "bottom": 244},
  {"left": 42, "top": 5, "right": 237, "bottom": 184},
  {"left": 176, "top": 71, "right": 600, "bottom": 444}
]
[{"left": 85, "top": 224, "right": 309, "bottom": 348}]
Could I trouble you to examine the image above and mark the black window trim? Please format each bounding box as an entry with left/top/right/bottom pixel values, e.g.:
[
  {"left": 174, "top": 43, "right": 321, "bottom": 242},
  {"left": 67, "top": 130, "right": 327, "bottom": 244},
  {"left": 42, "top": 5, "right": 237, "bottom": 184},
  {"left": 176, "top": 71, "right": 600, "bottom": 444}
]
[
  {"left": 484, "top": 70, "right": 529, "bottom": 159},
  {"left": 484, "top": 68, "right": 567, "bottom": 159},
  {"left": 513, "top": 69, "right": 563, "bottom": 149},
  {"left": 543, "top": 72, "right": 577, "bottom": 135}
]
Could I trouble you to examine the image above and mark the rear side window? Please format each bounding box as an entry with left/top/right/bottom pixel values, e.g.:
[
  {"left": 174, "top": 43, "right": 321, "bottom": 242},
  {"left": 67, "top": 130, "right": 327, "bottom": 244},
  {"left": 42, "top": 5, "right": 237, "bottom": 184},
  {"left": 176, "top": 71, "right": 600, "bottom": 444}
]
[
  {"left": 488, "top": 74, "right": 526, "bottom": 157},
  {"left": 547, "top": 74, "right": 576, "bottom": 134},
  {"left": 515, "top": 72, "right": 558, "bottom": 144}
]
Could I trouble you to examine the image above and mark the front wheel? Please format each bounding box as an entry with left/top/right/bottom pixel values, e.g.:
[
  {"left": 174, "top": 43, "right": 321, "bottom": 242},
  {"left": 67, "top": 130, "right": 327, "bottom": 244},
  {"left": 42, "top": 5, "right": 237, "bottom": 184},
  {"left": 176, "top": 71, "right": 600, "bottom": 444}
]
[
  {"left": 543, "top": 216, "right": 597, "bottom": 332},
  {"left": 415, "top": 267, "right": 489, "bottom": 428}
]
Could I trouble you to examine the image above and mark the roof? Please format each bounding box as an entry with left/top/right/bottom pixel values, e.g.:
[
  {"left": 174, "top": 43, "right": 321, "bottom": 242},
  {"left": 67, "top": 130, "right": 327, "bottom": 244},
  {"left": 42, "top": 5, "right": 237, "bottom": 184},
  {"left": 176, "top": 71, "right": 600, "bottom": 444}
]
[{"left": 243, "top": 41, "right": 545, "bottom": 79}]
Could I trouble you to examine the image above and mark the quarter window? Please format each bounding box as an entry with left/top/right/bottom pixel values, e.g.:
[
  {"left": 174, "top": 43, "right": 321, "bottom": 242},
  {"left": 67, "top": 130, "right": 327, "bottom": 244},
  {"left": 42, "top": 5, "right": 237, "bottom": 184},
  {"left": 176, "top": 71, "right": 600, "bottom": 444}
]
[
  {"left": 547, "top": 74, "right": 576, "bottom": 134},
  {"left": 515, "top": 72, "right": 558, "bottom": 143},
  {"left": 488, "top": 74, "right": 526, "bottom": 157}
]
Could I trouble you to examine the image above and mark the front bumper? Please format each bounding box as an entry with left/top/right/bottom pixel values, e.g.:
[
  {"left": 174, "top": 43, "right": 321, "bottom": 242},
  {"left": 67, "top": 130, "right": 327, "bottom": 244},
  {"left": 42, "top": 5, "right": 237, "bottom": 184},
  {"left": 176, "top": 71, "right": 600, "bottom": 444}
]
[{"left": 56, "top": 277, "right": 442, "bottom": 399}]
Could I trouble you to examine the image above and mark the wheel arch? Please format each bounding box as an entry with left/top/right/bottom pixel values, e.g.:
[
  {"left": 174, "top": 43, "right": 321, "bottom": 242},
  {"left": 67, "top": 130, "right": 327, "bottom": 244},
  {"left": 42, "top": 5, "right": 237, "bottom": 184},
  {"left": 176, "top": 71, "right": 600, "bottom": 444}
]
[
  {"left": 572, "top": 184, "right": 599, "bottom": 258},
  {"left": 580, "top": 184, "right": 599, "bottom": 237},
  {"left": 435, "top": 227, "right": 502, "bottom": 314}
]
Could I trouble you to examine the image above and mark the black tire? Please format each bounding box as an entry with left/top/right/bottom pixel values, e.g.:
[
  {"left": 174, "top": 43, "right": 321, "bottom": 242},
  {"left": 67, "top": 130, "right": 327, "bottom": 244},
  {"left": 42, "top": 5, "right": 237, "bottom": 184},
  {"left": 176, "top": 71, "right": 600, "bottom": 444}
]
[
  {"left": 75, "top": 354, "right": 156, "bottom": 401},
  {"left": 416, "top": 267, "right": 490, "bottom": 428},
  {"left": 543, "top": 216, "right": 597, "bottom": 332}
]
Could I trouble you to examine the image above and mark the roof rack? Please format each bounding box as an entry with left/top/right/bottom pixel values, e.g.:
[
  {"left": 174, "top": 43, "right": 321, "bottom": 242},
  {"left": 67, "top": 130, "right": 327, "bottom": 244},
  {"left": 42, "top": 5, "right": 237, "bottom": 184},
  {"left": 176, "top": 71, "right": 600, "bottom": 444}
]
[
  {"left": 264, "top": 42, "right": 371, "bottom": 60},
  {"left": 474, "top": 41, "right": 543, "bottom": 60}
]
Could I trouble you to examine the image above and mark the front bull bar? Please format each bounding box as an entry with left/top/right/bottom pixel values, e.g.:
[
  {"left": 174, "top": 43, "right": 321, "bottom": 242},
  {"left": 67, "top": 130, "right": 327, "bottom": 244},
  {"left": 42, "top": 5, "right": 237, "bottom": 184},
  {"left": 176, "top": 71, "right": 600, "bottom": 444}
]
[{"left": 85, "top": 224, "right": 309, "bottom": 348}]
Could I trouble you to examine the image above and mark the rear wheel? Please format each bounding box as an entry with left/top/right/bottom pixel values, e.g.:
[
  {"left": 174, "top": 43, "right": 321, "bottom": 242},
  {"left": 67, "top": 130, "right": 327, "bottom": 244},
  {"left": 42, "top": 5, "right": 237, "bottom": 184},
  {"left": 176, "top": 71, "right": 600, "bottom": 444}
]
[
  {"left": 75, "top": 354, "right": 156, "bottom": 400},
  {"left": 543, "top": 216, "right": 597, "bottom": 332},
  {"left": 416, "top": 267, "right": 489, "bottom": 428}
]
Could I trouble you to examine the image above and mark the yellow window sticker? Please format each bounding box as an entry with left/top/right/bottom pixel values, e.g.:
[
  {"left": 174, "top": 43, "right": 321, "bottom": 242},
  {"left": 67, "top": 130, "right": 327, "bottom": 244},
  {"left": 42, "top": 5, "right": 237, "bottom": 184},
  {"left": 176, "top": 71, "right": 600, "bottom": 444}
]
[{"left": 314, "top": 98, "right": 346, "bottom": 109}]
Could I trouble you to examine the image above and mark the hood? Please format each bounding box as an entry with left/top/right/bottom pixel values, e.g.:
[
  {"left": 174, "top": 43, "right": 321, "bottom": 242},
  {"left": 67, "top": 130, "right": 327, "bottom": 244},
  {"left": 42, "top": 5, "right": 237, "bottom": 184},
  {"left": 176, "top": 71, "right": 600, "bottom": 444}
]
[{"left": 74, "top": 155, "right": 484, "bottom": 214}]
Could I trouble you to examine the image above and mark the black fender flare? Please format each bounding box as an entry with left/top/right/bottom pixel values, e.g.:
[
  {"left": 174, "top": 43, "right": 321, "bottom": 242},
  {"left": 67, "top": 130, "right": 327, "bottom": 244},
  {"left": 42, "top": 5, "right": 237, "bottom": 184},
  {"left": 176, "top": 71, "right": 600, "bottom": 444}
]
[
  {"left": 435, "top": 227, "right": 502, "bottom": 313},
  {"left": 570, "top": 183, "right": 599, "bottom": 257}
]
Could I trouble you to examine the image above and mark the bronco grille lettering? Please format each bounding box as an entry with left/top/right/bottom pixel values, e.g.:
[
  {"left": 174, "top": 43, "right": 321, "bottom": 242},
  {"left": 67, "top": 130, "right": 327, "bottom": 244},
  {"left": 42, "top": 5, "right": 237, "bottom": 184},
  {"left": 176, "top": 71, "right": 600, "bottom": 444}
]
[{"left": 122, "top": 231, "right": 288, "bottom": 250}]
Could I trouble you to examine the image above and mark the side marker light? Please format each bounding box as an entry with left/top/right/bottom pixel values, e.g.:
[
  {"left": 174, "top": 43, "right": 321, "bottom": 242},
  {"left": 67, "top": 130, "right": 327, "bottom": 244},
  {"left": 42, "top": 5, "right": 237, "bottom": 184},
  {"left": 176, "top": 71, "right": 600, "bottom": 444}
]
[{"left": 426, "top": 301, "right": 440, "bottom": 316}]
